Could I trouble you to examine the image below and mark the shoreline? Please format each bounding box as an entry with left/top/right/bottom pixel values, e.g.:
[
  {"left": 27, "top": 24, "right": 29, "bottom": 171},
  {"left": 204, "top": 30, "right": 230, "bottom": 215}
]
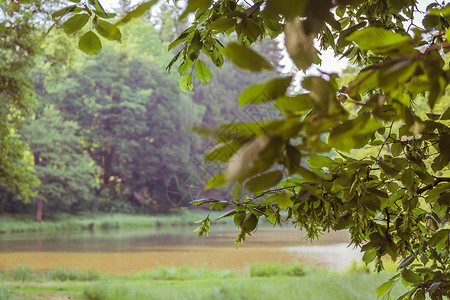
[{"left": 0, "top": 211, "right": 230, "bottom": 234}]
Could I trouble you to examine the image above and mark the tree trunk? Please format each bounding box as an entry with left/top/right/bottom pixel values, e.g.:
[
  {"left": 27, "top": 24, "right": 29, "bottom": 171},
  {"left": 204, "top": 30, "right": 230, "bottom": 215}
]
[{"left": 35, "top": 198, "right": 43, "bottom": 221}]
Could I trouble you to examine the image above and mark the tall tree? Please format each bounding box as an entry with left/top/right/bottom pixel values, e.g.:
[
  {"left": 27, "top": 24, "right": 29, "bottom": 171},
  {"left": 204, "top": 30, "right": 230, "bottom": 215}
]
[
  {"left": 33, "top": 21, "right": 205, "bottom": 211},
  {"left": 0, "top": 1, "right": 41, "bottom": 202},
  {"left": 21, "top": 105, "right": 98, "bottom": 220}
]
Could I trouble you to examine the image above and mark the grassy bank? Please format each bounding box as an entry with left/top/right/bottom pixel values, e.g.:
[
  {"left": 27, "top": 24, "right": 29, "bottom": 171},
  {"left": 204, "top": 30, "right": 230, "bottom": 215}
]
[
  {"left": 0, "top": 211, "right": 229, "bottom": 234},
  {"left": 0, "top": 264, "right": 407, "bottom": 300}
]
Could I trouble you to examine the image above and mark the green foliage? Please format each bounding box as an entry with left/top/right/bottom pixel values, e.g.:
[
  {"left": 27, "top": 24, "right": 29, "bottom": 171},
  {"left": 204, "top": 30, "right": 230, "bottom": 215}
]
[
  {"left": 6, "top": 266, "right": 37, "bottom": 282},
  {"left": 21, "top": 105, "right": 98, "bottom": 215},
  {"left": 0, "top": 2, "right": 40, "bottom": 201},
  {"left": 249, "top": 262, "right": 306, "bottom": 277},
  {"left": 0, "top": 286, "right": 19, "bottom": 300},
  {"left": 154, "top": 0, "right": 450, "bottom": 299},
  {"left": 46, "top": 268, "right": 101, "bottom": 281}
]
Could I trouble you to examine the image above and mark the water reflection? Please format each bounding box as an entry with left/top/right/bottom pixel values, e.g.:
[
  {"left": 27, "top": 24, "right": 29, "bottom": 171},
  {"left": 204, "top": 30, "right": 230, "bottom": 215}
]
[{"left": 0, "top": 226, "right": 362, "bottom": 274}]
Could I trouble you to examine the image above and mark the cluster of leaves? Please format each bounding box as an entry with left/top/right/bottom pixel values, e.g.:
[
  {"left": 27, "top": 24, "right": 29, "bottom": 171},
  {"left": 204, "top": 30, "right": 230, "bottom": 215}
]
[
  {"left": 176, "top": 0, "right": 450, "bottom": 299},
  {"left": 40, "top": 0, "right": 162, "bottom": 55}
]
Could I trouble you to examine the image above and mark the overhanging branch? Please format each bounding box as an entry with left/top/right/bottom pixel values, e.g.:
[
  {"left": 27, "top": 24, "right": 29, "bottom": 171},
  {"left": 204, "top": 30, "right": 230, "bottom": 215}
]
[{"left": 417, "top": 177, "right": 450, "bottom": 194}]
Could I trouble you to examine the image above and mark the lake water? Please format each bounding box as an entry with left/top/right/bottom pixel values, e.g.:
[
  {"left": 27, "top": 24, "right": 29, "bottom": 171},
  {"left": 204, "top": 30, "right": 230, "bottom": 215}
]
[{"left": 0, "top": 225, "right": 362, "bottom": 275}]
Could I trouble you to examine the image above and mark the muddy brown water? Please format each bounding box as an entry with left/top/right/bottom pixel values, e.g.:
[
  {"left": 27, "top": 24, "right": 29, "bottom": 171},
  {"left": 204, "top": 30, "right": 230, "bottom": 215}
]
[{"left": 0, "top": 226, "right": 362, "bottom": 275}]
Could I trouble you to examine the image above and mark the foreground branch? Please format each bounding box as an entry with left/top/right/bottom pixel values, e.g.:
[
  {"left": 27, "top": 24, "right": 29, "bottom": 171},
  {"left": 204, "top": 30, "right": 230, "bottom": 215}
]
[{"left": 417, "top": 177, "right": 450, "bottom": 194}]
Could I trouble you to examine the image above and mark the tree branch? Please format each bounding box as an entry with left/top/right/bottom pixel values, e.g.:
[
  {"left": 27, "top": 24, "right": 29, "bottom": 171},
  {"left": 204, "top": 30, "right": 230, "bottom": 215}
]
[
  {"left": 337, "top": 42, "right": 450, "bottom": 102},
  {"left": 417, "top": 177, "right": 450, "bottom": 194}
]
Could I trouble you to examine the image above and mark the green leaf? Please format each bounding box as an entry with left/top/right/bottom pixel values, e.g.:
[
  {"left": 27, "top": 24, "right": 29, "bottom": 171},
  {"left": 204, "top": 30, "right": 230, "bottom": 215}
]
[
  {"left": 179, "top": 73, "right": 193, "bottom": 92},
  {"left": 284, "top": 19, "right": 318, "bottom": 71},
  {"left": 428, "top": 229, "right": 450, "bottom": 247},
  {"left": 245, "top": 170, "right": 283, "bottom": 193},
  {"left": 302, "top": 76, "right": 337, "bottom": 116},
  {"left": 380, "top": 161, "right": 399, "bottom": 176},
  {"left": 422, "top": 14, "right": 440, "bottom": 30},
  {"left": 391, "top": 142, "right": 403, "bottom": 157},
  {"left": 285, "top": 144, "right": 301, "bottom": 174},
  {"left": 328, "top": 113, "right": 383, "bottom": 152},
  {"left": 431, "top": 154, "right": 449, "bottom": 172},
  {"left": 439, "top": 133, "right": 450, "bottom": 160},
  {"left": 429, "top": 5, "right": 450, "bottom": 15},
  {"left": 307, "top": 155, "right": 335, "bottom": 168},
  {"left": 240, "top": 19, "right": 263, "bottom": 42},
  {"left": 178, "top": 59, "right": 194, "bottom": 76},
  {"left": 275, "top": 94, "right": 314, "bottom": 115},
  {"left": 232, "top": 181, "right": 242, "bottom": 203},
  {"left": 116, "top": 0, "right": 158, "bottom": 25},
  {"left": 205, "top": 173, "right": 226, "bottom": 189},
  {"left": 401, "top": 269, "right": 422, "bottom": 284},
  {"left": 222, "top": 43, "right": 274, "bottom": 72},
  {"left": 401, "top": 168, "right": 415, "bottom": 189},
  {"left": 378, "top": 61, "right": 418, "bottom": 92},
  {"left": 266, "top": 192, "right": 293, "bottom": 209},
  {"left": 52, "top": 5, "right": 76, "bottom": 19},
  {"left": 234, "top": 211, "right": 246, "bottom": 227},
  {"left": 441, "top": 106, "right": 450, "bottom": 120},
  {"left": 347, "top": 26, "right": 413, "bottom": 54},
  {"left": 363, "top": 194, "right": 381, "bottom": 211},
  {"left": 93, "top": 10, "right": 116, "bottom": 18},
  {"left": 194, "top": 60, "right": 212, "bottom": 83},
  {"left": 377, "top": 280, "right": 395, "bottom": 298},
  {"left": 296, "top": 166, "right": 324, "bottom": 183},
  {"left": 78, "top": 31, "right": 102, "bottom": 56},
  {"left": 208, "top": 18, "right": 236, "bottom": 32},
  {"left": 362, "top": 247, "right": 377, "bottom": 265},
  {"left": 168, "top": 30, "right": 191, "bottom": 51},
  {"left": 63, "top": 13, "right": 90, "bottom": 35},
  {"left": 94, "top": 19, "right": 121, "bottom": 41},
  {"left": 239, "top": 77, "right": 292, "bottom": 106},
  {"left": 242, "top": 213, "right": 258, "bottom": 233},
  {"left": 413, "top": 290, "right": 425, "bottom": 300},
  {"left": 367, "top": 188, "right": 388, "bottom": 198}
]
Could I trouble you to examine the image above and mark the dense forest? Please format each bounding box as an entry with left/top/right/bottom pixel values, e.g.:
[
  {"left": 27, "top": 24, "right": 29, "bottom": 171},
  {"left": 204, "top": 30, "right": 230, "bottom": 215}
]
[{"left": 0, "top": 1, "right": 284, "bottom": 218}]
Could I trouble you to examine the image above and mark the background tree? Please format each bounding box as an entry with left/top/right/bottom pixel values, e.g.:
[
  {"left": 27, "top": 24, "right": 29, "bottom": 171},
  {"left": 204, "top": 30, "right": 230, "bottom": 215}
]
[
  {"left": 21, "top": 105, "right": 98, "bottom": 220},
  {"left": 0, "top": 1, "right": 41, "bottom": 203}
]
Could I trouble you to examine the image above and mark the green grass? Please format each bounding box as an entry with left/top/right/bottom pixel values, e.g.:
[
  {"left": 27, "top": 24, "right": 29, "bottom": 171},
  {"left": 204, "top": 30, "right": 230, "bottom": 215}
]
[
  {"left": 127, "top": 266, "right": 238, "bottom": 281},
  {"left": 0, "top": 286, "right": 20, "bottom": 300},
  {"left": 0, "top": 211, "right": 230, "bottom": 234},
  {"left": 83, "top": 272, "right": 406, "bottom": 300},
  {"left": 0, "top": 264, "right": 409, "bottom": 300}
]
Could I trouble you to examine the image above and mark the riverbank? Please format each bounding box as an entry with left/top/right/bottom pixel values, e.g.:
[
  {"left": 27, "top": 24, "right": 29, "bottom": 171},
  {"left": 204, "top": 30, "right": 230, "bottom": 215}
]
[
  {"left": 0, "top": 211, "right": 229, "bottom": 234},
  {"left": 0, "top": 264, "right": 406, "bottom": 300}
]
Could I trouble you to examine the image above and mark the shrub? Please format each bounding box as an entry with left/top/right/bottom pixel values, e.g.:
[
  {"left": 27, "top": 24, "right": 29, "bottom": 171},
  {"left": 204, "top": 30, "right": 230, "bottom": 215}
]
[
  {"left": 6, "top": 266, "right": 36, "bottom": 281},
  {"left": 249, "top": 263, "right": 305, "bottom": 277}
]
